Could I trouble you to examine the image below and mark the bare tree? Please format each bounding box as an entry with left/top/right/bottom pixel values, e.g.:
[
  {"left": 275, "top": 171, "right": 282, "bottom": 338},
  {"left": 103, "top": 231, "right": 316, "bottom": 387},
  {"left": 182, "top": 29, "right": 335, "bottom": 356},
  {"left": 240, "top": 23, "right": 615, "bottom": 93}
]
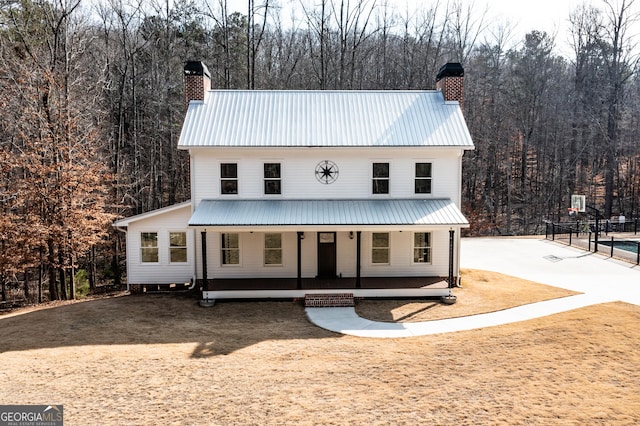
[{"left": 600, "top": 0, "right": 639, "bottom": 217}]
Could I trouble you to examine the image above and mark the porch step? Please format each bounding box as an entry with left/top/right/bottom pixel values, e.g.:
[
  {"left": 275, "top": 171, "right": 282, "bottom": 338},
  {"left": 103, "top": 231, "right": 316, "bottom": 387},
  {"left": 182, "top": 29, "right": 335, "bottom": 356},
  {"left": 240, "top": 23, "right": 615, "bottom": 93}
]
[{"left": 304, "top": 293, "right": 355, "bottom": 308}]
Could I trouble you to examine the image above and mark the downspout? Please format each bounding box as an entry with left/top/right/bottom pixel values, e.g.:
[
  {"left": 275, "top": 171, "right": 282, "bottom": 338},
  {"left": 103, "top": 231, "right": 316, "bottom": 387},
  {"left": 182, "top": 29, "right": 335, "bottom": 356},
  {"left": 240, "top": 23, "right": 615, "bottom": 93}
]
[{"left": 189, "top": 228, "right": 197, "bottom": 290}]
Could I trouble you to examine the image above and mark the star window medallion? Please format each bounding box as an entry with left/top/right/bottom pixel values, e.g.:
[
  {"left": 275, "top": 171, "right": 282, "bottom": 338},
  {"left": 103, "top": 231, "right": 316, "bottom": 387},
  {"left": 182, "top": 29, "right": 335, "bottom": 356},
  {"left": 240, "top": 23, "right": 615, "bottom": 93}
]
[{"left": 315, "top": 160, "right": 339, "bottom": 184}]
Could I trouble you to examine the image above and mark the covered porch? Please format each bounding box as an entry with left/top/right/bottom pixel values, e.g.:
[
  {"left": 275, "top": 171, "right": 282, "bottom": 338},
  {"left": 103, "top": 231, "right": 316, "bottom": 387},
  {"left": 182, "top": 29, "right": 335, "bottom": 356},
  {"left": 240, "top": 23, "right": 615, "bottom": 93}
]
[
  {"left": 200, "top": 276, "right": 449, "bottom": 300},
  {"left": 202, "top": 276, "right": 447, "bottom": 290},
  {"left": 190, "top": 199, "right": 469, "bottom": 300}
]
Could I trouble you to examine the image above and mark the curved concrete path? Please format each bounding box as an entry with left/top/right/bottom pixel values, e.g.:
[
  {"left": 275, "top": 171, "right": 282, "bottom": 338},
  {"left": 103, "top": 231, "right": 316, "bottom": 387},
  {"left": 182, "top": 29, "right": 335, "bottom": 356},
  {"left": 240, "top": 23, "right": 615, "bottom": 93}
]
[{"left": 306, "top": 238, "right": 640, "bottom": 338}]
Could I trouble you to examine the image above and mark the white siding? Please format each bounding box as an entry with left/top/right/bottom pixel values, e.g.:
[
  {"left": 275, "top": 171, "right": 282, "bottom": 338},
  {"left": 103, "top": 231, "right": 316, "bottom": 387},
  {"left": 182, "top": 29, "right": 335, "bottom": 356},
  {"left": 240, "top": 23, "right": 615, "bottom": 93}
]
[
  {"left": 190, "top": 147, "right": 463, "bottom": 206},
  {"left": 360, "top": 230, "right": 450, "bottom": 277},
  {"left": 124, "top": 205, "right": 195, "bottom": 285},
  {"left": 199, "top": 231, "right": 313, "bottom": 279}
]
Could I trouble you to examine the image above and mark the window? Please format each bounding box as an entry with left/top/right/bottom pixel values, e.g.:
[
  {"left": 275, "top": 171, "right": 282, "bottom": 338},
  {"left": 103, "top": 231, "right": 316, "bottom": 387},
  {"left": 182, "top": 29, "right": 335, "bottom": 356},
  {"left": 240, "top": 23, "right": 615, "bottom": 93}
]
[
  {"left": 264, "top": 233, "right": 282, "bottom": 265},
  {"left": 169, "top": 232, "right": 187, "bottom": 263},
  {"left": 372, "top": 232, "right": 389, "bottom": 264},
  {"left": 221, "top": 233, "right": 240, "bottom": 265},
  {"left": 415, "top": 162, "right": 432, "bottom": 194},
  {"left": 221, "top": 163, "right": 238, "bottom": 194},
  {"left": 264, "top": 163, "right": 281, "bottom": 194},
  {"left": 141, "top": 232, "right": 158, "bottom": 263},
  {"left": 413, "top": 232, "right": 432, "bottom": 263},
  {"left": 372, "top": 162, "right": 389, "bottom": 194}
]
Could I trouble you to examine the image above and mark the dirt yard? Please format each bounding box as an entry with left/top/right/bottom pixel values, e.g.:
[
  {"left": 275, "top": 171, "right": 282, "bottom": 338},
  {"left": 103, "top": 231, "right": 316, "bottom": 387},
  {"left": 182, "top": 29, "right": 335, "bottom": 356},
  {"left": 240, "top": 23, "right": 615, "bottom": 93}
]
[{"left": 1, "top": 270, "right": 639, "bottom": 425}]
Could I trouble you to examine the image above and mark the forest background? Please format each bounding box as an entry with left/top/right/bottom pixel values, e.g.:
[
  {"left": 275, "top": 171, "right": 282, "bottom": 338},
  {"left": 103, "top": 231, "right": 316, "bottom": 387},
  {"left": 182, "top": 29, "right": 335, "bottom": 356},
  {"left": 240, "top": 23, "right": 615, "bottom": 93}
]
[{"left": 1, "top": 0, "right": 639, "bottom": 301}]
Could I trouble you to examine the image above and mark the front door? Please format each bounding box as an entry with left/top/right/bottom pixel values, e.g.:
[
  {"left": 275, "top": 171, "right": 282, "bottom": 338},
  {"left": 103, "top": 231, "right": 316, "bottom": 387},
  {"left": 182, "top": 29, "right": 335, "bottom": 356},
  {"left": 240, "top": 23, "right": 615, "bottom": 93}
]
[{"left": 317, "top": 232, "right": 337, "bottom": 278}]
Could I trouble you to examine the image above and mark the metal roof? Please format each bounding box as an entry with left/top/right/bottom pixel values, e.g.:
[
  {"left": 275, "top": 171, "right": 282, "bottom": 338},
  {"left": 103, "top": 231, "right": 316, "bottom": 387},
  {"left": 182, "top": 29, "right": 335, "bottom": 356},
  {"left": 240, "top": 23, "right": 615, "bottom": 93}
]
[
  {"left": 178, "top": 90, "right": 474, "bottom": 149},
  {"left": 188, "top": 199, "right": 469, "bottom": 228},
  {"left": 113, "top": 201, "right": 192, "bottom": 227}
]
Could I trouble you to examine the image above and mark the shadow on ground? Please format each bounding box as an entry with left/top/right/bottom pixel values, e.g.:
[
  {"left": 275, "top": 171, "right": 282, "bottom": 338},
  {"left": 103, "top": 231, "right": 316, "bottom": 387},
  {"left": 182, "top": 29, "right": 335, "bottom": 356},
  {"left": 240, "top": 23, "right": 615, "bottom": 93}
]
[{"left": 0, "top": 295, "right": 336, "bottom": 358}]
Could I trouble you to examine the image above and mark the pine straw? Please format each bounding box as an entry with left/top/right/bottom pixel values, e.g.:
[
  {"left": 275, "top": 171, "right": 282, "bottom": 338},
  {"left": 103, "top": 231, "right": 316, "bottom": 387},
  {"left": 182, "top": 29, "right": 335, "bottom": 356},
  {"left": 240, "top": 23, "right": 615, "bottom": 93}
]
[{"left": 1, "top": 272, "right": 639, "bottom": 425}]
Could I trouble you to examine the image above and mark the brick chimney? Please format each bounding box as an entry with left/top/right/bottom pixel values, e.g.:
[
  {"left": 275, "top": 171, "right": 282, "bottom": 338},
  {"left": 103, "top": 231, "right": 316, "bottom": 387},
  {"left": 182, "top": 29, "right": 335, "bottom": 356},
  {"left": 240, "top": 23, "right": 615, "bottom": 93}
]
[
  {"left": 184, "top": 61, "right": 211, "bottom": 109},
  {"left": 436, "top": 63, "right": 464, "bottom": 109}
]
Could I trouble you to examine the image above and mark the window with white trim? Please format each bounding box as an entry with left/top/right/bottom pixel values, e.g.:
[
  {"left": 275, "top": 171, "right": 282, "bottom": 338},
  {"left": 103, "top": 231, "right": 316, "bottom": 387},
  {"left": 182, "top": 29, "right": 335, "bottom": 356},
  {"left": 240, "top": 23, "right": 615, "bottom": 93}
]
[
  {"left": 413, "top": 232, "right": 432, "bottom": 263},
  {"left": 264, "top": 163, "right": 281, "bottom": 194},
  {"left": 221, "top": 163, "right": 238, "bottom": 194},
  {"left": 169, "top": 232, "right": 187, "bottom": 263},
  {"left": 372, "top": 162, "right": 389, "bottom": 194},
  {"left": 264, "top": 233, "right": 283, "bottom": 265},
  {"left": 415, "top": 162, "right": 432, "bottom": 194},
  {"left": 141, "top": 232, "right": 158, "bottom": 263},
  {"left": 372, "top": 232, "right": 389, "bottom": 264},
  {"left": 221, "top": 233, "right": 240, "bottom": 265}
]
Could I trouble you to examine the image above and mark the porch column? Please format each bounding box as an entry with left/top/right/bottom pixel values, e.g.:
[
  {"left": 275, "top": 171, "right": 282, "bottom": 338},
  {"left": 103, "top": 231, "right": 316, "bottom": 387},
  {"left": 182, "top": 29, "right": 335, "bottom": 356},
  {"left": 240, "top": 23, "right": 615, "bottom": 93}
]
[
  {"left": 201, "top": 231, "right": 208, "bottom": 293},
  {"left": 448, "top": 229, "right": 455, "bottom": 288},
  {"left": 356, "top": 231, "right": 361, "bottom": 289},
  {"left": 297, "top": 232, "right": 303, "bottom": 289}
]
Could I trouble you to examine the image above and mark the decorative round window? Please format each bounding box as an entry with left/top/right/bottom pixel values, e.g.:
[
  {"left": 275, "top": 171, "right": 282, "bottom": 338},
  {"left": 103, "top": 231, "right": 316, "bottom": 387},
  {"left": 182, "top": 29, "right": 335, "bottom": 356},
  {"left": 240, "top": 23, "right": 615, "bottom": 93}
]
[{"left": 315, "top": 160, "right": 339, "bottom": 184}]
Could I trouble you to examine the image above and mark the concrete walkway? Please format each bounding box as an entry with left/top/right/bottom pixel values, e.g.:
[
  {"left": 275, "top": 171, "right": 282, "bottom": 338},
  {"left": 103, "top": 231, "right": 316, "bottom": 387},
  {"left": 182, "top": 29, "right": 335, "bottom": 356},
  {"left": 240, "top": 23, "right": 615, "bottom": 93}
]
[{"left": 305, "top": 237, "right": 640, "bottom": 338}]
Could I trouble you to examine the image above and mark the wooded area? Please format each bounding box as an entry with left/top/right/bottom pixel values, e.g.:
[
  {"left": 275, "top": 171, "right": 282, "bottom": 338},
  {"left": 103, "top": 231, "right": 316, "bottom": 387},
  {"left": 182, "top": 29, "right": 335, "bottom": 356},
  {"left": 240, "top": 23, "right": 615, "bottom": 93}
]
[{"left": 1, "top": 0, "right": 639, "bottom": 301}]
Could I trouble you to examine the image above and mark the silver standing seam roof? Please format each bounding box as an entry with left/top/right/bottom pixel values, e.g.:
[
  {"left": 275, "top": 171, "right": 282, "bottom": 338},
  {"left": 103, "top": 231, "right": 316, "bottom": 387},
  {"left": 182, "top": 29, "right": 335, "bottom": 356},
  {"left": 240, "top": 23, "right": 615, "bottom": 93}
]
[
  {"left": 189, "top": 199, "right": 469, "bottom": 228},
  {"left": 178, "top": 90, "right": 474, "bottom": 149}
]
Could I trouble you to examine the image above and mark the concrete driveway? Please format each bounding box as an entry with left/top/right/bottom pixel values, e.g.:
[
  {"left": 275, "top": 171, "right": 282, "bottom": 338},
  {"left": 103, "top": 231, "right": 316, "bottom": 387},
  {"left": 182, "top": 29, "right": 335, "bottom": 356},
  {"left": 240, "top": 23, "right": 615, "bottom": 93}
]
[
  {"left": 305, "top": 237, "right": 640, "bottom": 338},
  {"left": 461, "top": 237, "right": 640, "bottom": 306}
]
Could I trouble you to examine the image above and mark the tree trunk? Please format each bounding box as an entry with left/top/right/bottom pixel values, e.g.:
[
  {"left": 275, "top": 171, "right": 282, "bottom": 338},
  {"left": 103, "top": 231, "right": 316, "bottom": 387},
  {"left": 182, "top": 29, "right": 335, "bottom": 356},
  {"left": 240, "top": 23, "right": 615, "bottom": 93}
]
[
  {"left": 89, "top": 245, "right": 96, "bottom": 291},
  {"left": 47, "top": 239, "right": 59, "bottom": 301},
  {"left": 23, "top": 269, "right": 30, "bottom": 302},
  {"left": 1, "top": 275, "right": 6, "bottom": 302},
  {"left": 70, "top": 266, "right": 75, "bottom": 300},
  {"left": 59, "top": 268, "right": 67, "bottom": 300}
]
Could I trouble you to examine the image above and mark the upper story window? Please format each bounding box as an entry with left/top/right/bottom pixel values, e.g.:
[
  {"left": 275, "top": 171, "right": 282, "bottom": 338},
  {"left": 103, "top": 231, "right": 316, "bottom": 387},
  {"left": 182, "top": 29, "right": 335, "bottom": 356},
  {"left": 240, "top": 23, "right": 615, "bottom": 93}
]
[
  {"left": 221, "top": 163, "right": 238, "bottom": 194},
  {"left": 372, "top": 162, "right": 389, "bottom": 194},
  {"left": 141, "top": 232, "right": 158, "bottom": 263},
  {"left": 415, "top": 162, "right": 432, "bottom": 194},
  {"left": 169, "top": 232, "right": 187, "bottom": 263},
  {"left": 221, "top": 233, "right": 240, "bottom": 265},
  {"left": 264, "top": 233, "right": 283, "bottom": 265},
  {"left": 371, "top": 232, "right": 390, "bottom": 264},
  {"left": 264, "top": 163, "right": 281, "bottom": 195},
  {"left": 413, "top": 232, "right": 432, "bottom": 263}
]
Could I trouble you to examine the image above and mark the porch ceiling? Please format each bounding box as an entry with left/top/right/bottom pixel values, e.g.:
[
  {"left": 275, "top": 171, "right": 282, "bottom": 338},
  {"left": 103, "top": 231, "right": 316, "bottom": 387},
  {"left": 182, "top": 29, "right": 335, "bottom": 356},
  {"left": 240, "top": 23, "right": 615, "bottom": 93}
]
[{"left": 188, "top": 199, "right": 469, "bottom": 230}]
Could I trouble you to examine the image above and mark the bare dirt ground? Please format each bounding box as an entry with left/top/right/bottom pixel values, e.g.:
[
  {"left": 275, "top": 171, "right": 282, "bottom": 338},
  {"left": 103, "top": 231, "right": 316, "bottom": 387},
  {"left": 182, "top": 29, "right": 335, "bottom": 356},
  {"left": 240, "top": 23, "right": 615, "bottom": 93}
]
[{"left": 1, "top": 270, "right": 639, "bottom": 425}]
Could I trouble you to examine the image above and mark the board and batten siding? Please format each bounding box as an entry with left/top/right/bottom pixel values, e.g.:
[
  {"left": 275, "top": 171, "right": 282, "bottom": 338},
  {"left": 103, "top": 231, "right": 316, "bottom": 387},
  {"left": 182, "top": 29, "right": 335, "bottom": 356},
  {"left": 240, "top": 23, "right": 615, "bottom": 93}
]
[
  {"left": 124, "top": 205, "right": 195, "bottom": 285},
  {"left": 189, "top": 147, "right": 463, "bottom": 207},
  {"left": 195, "top": 229, "right": 451, "bottom": 280}
]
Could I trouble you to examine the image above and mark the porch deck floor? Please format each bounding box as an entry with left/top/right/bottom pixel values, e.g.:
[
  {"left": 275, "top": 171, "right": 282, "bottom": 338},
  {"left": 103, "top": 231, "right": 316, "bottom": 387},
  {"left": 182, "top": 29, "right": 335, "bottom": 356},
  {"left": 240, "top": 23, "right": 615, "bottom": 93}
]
[{"left": 204, "top": 277, "right": 448, "bottom": 291}]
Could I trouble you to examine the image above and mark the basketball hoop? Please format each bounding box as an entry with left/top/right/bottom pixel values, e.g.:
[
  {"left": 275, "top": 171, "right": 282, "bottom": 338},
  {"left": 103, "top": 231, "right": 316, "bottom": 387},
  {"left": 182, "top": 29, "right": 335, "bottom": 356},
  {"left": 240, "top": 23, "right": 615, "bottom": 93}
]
[{"left": 568, "top": 207, "right": 578, "bottom": 216}]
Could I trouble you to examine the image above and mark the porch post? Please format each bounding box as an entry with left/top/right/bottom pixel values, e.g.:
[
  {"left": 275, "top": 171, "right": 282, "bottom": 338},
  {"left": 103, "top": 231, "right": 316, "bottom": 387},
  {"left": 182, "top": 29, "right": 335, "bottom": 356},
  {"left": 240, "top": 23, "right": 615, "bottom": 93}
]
[
  {"left": 297, "top": 232, "right": 303, "bottom": 289},
  {"left": 201, "top": 231, "right": 208, "bottom": 293},
  {"left": 448, "top": 229, "right": 455, "bottom": 288},
  {"left": 356, "top": 231, "right": 361, "bottom": 289}
]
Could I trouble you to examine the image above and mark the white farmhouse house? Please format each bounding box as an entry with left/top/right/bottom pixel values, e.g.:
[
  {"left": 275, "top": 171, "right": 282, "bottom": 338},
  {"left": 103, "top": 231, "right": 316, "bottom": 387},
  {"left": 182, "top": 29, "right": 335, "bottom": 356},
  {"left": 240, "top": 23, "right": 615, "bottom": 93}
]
[{"left": 113, "top": 61, "right": 474, "bottom": 302}]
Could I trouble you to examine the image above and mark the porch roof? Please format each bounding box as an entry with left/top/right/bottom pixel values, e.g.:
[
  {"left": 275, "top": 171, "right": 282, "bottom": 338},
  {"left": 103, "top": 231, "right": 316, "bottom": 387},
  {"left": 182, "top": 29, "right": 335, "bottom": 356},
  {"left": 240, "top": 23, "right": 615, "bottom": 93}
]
[{"left": 188, "top": 199, "right": 469, "bottom": 229}]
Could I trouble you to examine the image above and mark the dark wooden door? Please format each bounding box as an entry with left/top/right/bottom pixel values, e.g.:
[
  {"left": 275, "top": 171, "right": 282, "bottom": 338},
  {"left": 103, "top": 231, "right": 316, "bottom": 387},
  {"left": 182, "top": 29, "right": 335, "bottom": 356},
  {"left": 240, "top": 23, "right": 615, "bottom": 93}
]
[{"left": 317, "top": 232, "right": 337, "bottom": 278}]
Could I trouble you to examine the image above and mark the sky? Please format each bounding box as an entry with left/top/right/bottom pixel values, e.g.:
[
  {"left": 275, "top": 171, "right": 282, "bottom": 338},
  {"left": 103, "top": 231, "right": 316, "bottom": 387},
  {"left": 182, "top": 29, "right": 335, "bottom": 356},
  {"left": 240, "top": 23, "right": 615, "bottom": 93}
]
[{"left": 224, "top": 0, "right": 588, "bottom": 55}]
